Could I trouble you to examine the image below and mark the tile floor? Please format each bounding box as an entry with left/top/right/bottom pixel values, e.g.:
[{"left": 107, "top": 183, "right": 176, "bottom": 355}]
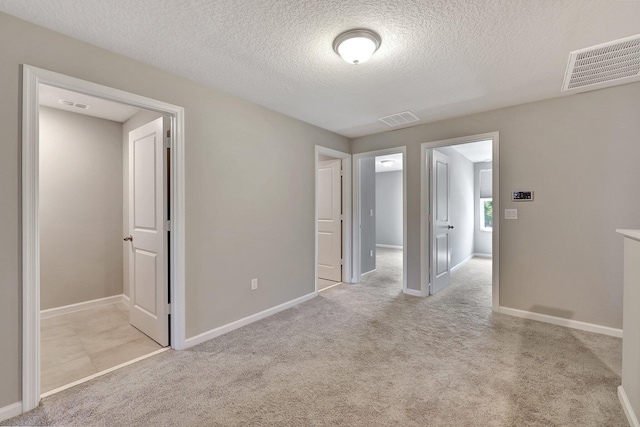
[{"left": 41, "top": 302, "right": 163, "bottom": 393}]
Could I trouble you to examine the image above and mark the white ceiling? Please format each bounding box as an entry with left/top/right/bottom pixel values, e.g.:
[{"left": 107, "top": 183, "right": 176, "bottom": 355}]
[
  {"left": 450, "top": 140, "right": 492, "bottom": 163},
  {"left": 2, "top": 1, "right": 639, "bottom": 138},
  {"left": 39, "top": 84, "right": 141, "bottom": 123},
  {"left": 375, "top": 153, "right": 403, "bottom": 173}
]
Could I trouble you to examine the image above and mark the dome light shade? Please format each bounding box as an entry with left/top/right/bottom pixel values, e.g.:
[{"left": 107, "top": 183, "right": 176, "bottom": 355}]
[{"left": 333, "top": 29, "right": 381, "bottom": 65}]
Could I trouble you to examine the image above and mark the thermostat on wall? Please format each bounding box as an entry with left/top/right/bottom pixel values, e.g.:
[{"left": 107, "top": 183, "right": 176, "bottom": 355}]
[{"left": 512, "top": 190, "right": 534, "bottom": 201}]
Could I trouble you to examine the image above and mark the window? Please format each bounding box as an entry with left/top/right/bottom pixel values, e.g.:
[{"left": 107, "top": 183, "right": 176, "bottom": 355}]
[
  {"left": 478, "top": 168, "right": 492, "bottom": 231},
  {"left": 480, "top": 198, "right": 493, "bottom": 231}
]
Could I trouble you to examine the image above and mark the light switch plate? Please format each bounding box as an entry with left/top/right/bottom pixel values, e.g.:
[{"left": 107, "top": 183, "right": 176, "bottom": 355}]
[{"left": 505, "top": 209, "right": 518, "bottom": 219}]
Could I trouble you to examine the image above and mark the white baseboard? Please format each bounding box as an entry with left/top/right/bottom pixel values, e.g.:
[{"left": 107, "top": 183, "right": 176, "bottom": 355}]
[
  {"left": 376, "top": 244, "right": 403, "bottom": 250},
  {"left": 121, "top": 294, "right": 130, "bottom": 308},
  {"left": 473, "top": 253, "right": 492, "bottom": 258},
  {"left": 185, "top": 292, "right": 317, "bottom": 348},
  {"left": 0, "top": 401, "right": 23, "bottom": 423},
  {"left": 404, "top": 288, "right": 428, "bottom": 297},
  {"left": 498, "top": 306, "right": 623, "bottom": 338},
  {"left": 451, "top": 254, "right": 474, "bottom": 273},
  {"left": 619, "top": 386, "right": 640, "bottom": 427},
  {"left": 40, "top": 294, "right": 127, "bottom": 319}
]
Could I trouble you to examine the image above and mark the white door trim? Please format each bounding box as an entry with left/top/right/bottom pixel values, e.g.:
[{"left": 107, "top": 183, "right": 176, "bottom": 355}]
[
  {"left": 21, "top": 64, "right": 186, "bottom": 413},
  {"left": 420, "top": 132, "right": 500, "bottom": 310},
  {"left": 315, "top": 146, "right": 352, "bottom": 292},
  {"left": 352, "top": 147, "right": 408, "bottom": 293}
]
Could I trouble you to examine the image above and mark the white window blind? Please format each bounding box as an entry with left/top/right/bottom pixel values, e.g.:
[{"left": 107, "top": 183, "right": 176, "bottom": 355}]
[{"left": 479, "top": 169, "right": 492, "bottom": 198}]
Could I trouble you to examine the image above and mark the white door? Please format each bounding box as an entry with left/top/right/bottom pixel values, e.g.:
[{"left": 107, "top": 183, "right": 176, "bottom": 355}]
[
  {"left": 317, "top": 158, "right": 342, "bottom": 282},
  {"left": 126, "top": 117, "right": 169, "bottom": 346},
  {"left": 430, "top": 150, "right": 452, "bottom": 294}
]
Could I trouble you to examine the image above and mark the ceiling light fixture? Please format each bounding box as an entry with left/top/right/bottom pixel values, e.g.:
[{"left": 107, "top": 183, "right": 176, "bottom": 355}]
[
  {"left": 380, "top": 159, "right": 395, "bottom": 167},
  {"left": 333, "top": 29, "right": 381, "bottom": 65}
]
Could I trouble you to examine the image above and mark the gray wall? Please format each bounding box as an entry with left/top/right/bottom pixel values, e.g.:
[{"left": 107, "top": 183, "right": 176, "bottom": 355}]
[
  {"left": 375, "top": 170, "right": 403, "bottom": 247},
  {"left": 474, "top": 161, "right": 493, "bottom": 255},
  {"left": 353, "top": 81, "right": 640, "bottom": 330},
  {"left": 122, "top": 110, "right": 165, "bottom": 298},
  {"left": 0, "top": 12, "right": 349, "bottom": 408},
  {"left": 360, "top": 157, "right": 376, "bottom": 273},
  {"left": 39, "top": 106, "right": 123, "bottom": 310},
  {"left": 433, "top": 147, "right": 475, "bottom": 268}
]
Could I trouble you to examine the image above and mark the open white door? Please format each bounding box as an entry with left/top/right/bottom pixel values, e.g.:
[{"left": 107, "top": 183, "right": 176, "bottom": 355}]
[
  {"left": 317, "top": 158, "right": 342, "bottom": 282},
  {"left": 127, "top": 117, "right": 169, "bottom": 346},
  {"left": 430, "top": 150, "right": 453, "bottom": 294}
]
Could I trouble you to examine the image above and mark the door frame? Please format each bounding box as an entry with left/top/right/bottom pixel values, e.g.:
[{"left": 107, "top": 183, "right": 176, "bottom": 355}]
[
  {"left": 352, "top": 147, "right": 408, "bottom": 293},
  {"left": 21, "top": 64, "right": 186, "bottom": 412},
  {"left": 315, "top": 146, "right": 352, "bottom": 292},
  {"left": 420, "top": 132, "right": 500, "bottom": 309}
]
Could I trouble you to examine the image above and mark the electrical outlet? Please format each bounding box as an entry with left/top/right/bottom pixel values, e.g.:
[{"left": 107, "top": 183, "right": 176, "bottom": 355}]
[
  {"left": 505, "top": 209, "right": 518, "bottom": 220},
  {"left": 251, "top": 278, "right": 258, "bottom": 290}
]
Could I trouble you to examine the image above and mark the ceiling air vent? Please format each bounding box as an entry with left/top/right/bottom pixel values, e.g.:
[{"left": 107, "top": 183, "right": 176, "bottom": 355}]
[
  {"left": 58, "top": 98, "right": 90, "bottom": 109},
  {"left": 562, "top": 34, "right": 640, "bottom": 92},
  {"left": 379, "top": 111, "right": 419, "bottom": 127}
]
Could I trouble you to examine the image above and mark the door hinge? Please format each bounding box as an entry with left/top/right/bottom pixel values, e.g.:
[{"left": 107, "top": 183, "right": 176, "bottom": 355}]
[
  {"left": 340, "top": 169, "right": 344, "bottom": 176},
  {"left": 428, "top": 215, "right": 432, "bottom": 222},
  {"left": 166, "top": 303, "right": 172, "bottom": 314},
  {"left": 340, "top": 214, "right": 344, "bottom": 221},
  {"left": 166, "top": 220, "right": 171, "bottom": 231},
  {"left": 166, "top": 129, "right": 171, "bottom": 138},
  {"left": 340, "top": 259, "right": 344, "bottom": 265}
]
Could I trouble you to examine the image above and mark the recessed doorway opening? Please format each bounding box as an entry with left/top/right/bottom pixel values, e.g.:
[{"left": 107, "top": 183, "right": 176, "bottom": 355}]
[
  {"left": 315, "top": 146, "right": 352, "bottom": 293},
  {"left": 352, "top": 147, "right": 408, "bottom": 294},
  {"left": 38, "top": 85, "right": 171, "bottom": 394},
  {"left": 420, "top": 133, "right": 499, "bottom": 309},
  {"left": 21, "top": 65, "right": 186, "bottom": 412}
]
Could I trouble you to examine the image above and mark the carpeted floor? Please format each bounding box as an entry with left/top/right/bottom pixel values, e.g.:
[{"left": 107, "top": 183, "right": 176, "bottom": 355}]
[{"left": 3, "top": 248, "right": 627, "bottom": 426}]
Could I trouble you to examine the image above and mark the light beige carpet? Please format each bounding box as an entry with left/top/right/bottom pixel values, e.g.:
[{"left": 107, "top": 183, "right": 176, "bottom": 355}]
[{"left": 3, "top": 249, "right": 627, "bottom": 426}]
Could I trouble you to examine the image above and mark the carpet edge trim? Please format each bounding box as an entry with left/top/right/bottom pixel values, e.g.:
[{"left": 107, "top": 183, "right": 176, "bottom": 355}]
[
  {"left": 0, "top": 401, "right": 23, "bottom": 423},
  {"left": 184, "top": 292, "right": 317, "bottom": 348},
  {"left": 619, "top": 386, "right": 640, "bottom": 427},
  {"left": 499, "top": 306, "right": 623, "bottom": 338}
]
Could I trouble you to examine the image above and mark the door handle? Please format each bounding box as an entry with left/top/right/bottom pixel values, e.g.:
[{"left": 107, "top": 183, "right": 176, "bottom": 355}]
[
  {"left": 124, "top": 235, "right": 133, "bottom": 242},
  {"left": 447, "top": 225, "right": 455, "bottom": 229}
]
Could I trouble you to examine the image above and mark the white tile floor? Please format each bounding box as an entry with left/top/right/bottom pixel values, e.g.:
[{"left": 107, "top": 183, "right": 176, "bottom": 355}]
[{"left": 40, "top": 302, "right": 163, "bottom": 393}]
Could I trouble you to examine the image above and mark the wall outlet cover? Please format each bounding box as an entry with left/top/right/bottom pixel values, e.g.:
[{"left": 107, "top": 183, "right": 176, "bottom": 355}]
[{"left": 505, "top": 209, "right": 518, "bottom": 219}]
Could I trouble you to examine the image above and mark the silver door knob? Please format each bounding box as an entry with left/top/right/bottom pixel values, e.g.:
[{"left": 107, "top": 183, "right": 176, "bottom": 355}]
[{"left": 124, "top": 235, "right": 133, "bottom": 242}]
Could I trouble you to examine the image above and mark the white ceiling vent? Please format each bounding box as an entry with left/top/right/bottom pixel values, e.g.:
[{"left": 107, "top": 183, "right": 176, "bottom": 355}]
[
  {"left": 379, "top": 111, "right": 419, "bottom": 127},
  {"left": 58, "top": 98, "right": 90, "bottom": 109},
  {"left": 562, "top": 34, "right": 640, "bottom": 92}
]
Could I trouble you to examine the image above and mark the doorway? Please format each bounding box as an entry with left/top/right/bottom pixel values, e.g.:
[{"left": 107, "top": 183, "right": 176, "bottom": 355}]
[
  {"left": 22, "top": 65, "right": 186, "bottom": 412},
  {"left": 352, "top": 147, "right": 407, "bottom": 293},
  {"left": 420, "top": 133, "right": 500, "bottom": 309},
  {"left": 38, "top": 88, "right": 170, "bottom": 394},
  {"left": 315, "top": 146, "right": 352, "bottom": 293}
]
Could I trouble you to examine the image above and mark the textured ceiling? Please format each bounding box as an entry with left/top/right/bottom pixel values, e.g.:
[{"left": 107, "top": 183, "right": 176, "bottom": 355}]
[{"left": 1, "top": 1, "right": 639, "bottom": 138}]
